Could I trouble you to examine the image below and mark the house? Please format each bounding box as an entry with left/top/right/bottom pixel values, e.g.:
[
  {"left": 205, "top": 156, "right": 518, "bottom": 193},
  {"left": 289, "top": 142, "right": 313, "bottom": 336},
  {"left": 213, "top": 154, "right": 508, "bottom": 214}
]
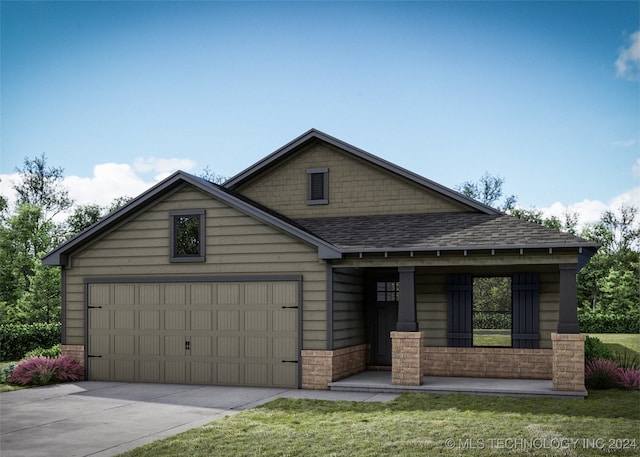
[{"left": 43, "top": 129, "right": 599, "bottom": 394}]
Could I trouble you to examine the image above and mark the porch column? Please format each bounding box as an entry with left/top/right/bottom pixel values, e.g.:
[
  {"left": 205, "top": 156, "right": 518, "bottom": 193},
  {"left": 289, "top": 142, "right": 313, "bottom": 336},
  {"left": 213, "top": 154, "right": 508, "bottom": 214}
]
[
  {"left": 557, "top": 264, "right": 579, "bottom": 334},
  {"left": 396, "top": 266, "right": 418, "bottom": 331}
]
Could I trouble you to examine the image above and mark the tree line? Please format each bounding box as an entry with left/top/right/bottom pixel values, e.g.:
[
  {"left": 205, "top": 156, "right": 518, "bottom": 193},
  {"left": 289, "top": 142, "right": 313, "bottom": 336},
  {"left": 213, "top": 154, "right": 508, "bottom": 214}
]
[
  {"left": 0, "top": 157, "right": 638, "bottom": 326},
  {"left": 457, "top": 173, "right": 639, "bottom": 319}
]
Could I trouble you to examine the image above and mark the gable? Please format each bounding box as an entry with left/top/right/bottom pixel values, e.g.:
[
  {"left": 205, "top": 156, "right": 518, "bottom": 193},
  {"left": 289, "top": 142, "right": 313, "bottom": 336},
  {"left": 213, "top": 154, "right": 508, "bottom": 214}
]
[
  {"left": 43, "top": 172, "right": 341, "bottom": 267},
  {"left": 231, "top": 140, "right": 477, "bottom": 218},
  {"left": 64, "top": 184, "right": 321, "bottom": 271}
]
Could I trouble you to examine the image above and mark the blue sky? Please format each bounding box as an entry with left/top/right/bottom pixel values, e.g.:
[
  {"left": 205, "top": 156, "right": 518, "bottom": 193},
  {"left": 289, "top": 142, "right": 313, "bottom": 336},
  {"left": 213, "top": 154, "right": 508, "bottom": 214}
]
[{"left": 1, "top": 1, "right": 638, "bottom": 225}]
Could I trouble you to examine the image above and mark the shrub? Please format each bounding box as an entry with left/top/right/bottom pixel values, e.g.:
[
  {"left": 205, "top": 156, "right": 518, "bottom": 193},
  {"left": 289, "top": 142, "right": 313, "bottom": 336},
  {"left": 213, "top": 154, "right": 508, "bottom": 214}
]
[
  {"left": 473, "top": 312, "right": 511, "bottom": 330},
  {"left": 9, "top": 356, "right": 84, "bottom": 386},
  {"left": 584, "top": 336, "right": 613, "bottom": 362},
  {"left": 579, "top": 313, "right": 640, "bottom": 333},
  {"left": 617, "top": 368, "right": 640, "bottom": 391},
  {"left": 0, "top": 362, "right": 17, "bottom": 383},
  {"left": 24, "top": 344, "right": 62, "bottom": 359},
  {"left": 0, "top": 322, "right": 61, "bottom": 361},
  {"left": 585, "top": 358, "right": 620, "bottom": 390},
  {"left": 613, "top": 351, "right": 640, "bottom": 370}
]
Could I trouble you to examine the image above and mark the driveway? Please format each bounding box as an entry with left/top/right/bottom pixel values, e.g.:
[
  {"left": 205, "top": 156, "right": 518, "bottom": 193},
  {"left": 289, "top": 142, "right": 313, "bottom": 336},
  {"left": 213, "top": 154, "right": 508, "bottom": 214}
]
[{"left": 0, "top": 381, "right": 397, "bottom": 457}]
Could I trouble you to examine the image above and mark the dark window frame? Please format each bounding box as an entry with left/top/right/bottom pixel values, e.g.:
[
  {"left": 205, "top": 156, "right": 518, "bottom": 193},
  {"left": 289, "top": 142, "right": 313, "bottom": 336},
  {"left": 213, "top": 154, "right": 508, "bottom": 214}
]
[
  {"left": 307, "top": 168, "right": 329, "bottom": 205},
  {"left": 169, "top": 209, "right": 205, "bottom": 263}
]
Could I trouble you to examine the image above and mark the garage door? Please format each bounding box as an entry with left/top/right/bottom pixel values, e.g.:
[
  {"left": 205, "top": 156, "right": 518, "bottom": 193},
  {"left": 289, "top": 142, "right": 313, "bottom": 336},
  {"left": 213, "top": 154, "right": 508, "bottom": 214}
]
[{"left": 87, "top": 280, "right": 299, "bottom": 387}]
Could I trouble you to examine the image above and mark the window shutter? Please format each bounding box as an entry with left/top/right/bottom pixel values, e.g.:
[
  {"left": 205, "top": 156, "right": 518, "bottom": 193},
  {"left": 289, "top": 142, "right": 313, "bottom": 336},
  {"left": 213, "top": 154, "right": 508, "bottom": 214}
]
[
  {"left": 447, "top": 275, "right": 472, "bottom": 347},
  {"left": 512, "top": 273, "right": 539, "bottom": 349}
]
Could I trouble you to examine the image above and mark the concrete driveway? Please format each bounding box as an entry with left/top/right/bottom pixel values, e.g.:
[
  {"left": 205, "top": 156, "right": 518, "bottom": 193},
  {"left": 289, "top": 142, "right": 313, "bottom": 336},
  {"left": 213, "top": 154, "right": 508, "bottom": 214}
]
[{"left": 0, "top": 381, "right": 397, "bottom": 457}]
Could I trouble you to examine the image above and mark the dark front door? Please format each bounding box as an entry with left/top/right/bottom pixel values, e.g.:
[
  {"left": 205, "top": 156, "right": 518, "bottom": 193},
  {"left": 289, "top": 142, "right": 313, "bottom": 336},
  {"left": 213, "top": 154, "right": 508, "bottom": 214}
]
[{"left": 372, "top": 280, "right": 399, "bottom": 366}]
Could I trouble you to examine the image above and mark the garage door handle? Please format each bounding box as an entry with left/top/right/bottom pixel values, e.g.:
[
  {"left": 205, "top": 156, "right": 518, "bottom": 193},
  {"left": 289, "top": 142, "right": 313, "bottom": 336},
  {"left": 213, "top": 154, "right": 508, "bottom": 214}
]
[
  {"left": 281, "top": 360, "right": 298, "bottom": 364},
  {"left": 281, "top": 306, "right": 298, "bottom": 309},
  {"left": 88, "top": 306, "right": 103, "bottom": 309},
  {"left": 88, "top": 355, "right": 102, "bottom": 358}
]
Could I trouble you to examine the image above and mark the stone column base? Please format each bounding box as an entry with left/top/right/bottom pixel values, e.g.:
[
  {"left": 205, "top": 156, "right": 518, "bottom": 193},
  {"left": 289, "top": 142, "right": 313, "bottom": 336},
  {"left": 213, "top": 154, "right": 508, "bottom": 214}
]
[
  {"left": 301, "top": 344, "right": 369, "bottom": 390},
  {"left": 551, "top": 333, "right": 585, "bottom": 392},
  {"left": 391, "top": 331, "right": 424, "bottom": 386}
]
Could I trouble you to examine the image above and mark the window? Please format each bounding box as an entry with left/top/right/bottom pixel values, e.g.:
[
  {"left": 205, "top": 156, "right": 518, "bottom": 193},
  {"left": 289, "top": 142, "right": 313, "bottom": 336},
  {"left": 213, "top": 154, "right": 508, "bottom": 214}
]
[
  {"left": 472, "top": 277, "right": 512, "bottom": 347},
  {"left": 376, "top": 281, "right": 399, "bottom": 302},
  {"left": 447, "top": 274, "right": 539, "bottom": 348},
  {"left": 170, "top": 210, "right": 205, "bottom": 262},
  {"left": 307, "top": 168, "right": 328, "bottom": 205}
]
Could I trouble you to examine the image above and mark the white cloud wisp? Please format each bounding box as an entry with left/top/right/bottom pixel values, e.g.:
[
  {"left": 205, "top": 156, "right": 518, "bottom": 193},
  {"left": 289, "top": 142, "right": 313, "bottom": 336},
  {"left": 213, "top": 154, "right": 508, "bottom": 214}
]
[{"left": 616, "top": 30, "right": 640, "bottom": 81}]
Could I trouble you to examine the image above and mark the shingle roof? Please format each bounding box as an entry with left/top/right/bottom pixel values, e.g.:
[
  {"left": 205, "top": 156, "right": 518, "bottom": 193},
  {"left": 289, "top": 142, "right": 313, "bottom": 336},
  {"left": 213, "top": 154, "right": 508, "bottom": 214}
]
[{"left": 294, "top": 213, "right": 599, "bottom": 252}]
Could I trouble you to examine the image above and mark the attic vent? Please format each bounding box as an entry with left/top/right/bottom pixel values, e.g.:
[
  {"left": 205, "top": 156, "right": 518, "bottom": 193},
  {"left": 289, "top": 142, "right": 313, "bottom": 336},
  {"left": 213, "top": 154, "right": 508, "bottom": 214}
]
[{"left": 307, "top": 168, "right": 328, "bottom": 205}]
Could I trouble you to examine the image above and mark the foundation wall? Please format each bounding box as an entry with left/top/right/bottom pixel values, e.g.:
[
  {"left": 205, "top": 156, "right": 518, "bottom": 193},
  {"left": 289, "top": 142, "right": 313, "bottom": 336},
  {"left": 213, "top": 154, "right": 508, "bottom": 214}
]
[
  {"left": 422, "top": 347, "right": 553, "bottom": 379},
  {"left": 301, "top": 344, "right": 369, "bottom": 390}
]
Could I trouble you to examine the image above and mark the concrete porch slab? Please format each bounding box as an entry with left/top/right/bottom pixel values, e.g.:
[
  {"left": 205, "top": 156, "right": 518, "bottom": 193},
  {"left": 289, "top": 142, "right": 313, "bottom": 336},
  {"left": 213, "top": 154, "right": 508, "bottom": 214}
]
[{"left": 329, "top": 371, "right": 587, "bottom": 399}]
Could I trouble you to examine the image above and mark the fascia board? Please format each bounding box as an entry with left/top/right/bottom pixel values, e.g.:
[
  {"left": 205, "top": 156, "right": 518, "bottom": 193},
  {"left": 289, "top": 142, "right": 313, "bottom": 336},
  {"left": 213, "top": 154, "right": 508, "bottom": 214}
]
[
  {"left": 42, "top": 171, "right": 343, "bottom": 266},
  {"left": 223, "top": 129, "right": 500, "bottom": 215}
]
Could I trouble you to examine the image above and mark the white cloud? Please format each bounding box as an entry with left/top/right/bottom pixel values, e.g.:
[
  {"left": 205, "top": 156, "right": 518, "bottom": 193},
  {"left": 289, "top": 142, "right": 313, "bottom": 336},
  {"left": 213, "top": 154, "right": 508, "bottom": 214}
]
[
  {"left": 133, "top": 157, "right": 196, "bottom": 181},
  {"left": 616, "top": 30, "right": 640, "bottom": 81},
  {"left": 63, "top": 163, "right": 154, "bottom": 207},
  {"left": 1, "top": 156, "right": 195, "bottom": 216},
  {"left": 613, "top": 139, "right": 638, "bottom": 148},
  {"left": 540, "top": 187, "right": 640, "bottom": 229}
]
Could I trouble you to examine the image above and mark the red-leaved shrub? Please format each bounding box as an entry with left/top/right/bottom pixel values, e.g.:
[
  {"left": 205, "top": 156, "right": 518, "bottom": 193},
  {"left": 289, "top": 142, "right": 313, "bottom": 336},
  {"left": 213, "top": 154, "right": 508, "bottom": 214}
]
[
  {"left": 616, "top": 367, "right": 640, "bottom": 391},
  {"left": 9, "top": 355, "right": 84, "bottom": 386},
  {"left": 584, "top": 358, "right": 620, "bottom": 390}
]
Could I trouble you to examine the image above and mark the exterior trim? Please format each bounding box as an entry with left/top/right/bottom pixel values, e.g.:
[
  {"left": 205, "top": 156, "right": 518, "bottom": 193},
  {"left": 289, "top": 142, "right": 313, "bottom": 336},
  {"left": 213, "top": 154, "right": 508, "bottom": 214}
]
[
  {"left": 224, "top": 129, "right": 502, "bottom": 215},
  {"left": 42, "top": 171, "right": 342, "bottom": 265},
  {"left": 61, "top": 267, "right": 67, "bottom": 344},
  {"left": 169, "top": 209, "right": 206, "bottom": 263},
  {"left": 327, "top": 264, "right": 334, "bottom": 350},
  {"left": 82, "top": 274, "right": 303, "bottom": 285},
  {"left": 307, "top": 167, "right": 329, "bottom": 205}
]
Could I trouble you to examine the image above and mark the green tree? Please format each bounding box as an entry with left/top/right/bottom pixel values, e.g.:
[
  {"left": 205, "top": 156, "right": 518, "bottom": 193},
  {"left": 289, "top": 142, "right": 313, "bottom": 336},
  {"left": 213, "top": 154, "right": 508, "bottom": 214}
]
[
  {"left": 456, "top": 172, "right": 517, "bottom": 212},
  {"left": 64, "top": 196, "right": 133, "bottom": 238},
  {"left": 578, "top": 205, "right": 640, "bottom": 316},
  {"left": 13, "top": 153, "right": 73, "bottom": 220}
]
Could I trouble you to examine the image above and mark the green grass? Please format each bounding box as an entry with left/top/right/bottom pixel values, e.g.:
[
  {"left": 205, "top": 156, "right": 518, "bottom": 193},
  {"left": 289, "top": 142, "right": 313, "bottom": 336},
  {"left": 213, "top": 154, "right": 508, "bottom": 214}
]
[
  {"left": 0, "top": 361, "right": 30, "bottom": 392},
  {"left": 588, "top": 333, "right": 640, "bottom": 356},
  {"left": 473, "top": 331, "right": 511, "bottom": 347},
  {"left": 118, "top": 390, "right": 640, "bottom": 457}
]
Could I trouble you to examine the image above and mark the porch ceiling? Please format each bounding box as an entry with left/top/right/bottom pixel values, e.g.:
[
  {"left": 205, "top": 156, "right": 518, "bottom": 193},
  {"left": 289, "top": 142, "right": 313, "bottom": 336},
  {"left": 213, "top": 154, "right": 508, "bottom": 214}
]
[{"left": 295, "top": 213, "right": 599, "bottom": 254}]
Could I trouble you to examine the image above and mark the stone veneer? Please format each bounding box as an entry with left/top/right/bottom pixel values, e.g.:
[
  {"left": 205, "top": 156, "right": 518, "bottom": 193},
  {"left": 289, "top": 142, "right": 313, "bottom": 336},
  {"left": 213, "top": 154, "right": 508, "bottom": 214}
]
[
  {"left": 61, "top": 344, "right": 86, "bottom": 380},
  {"left": 422, "top": 347, "right": 553, "bottom": 379},
  {"left": 301, "top": 344, "right": 369, "bottom": 390},
  {"left": 391, "top": 331, "right": 424, "bottom": 386},
  {"left": 551, "top": 333, "right": 586, "bottom": 392}
]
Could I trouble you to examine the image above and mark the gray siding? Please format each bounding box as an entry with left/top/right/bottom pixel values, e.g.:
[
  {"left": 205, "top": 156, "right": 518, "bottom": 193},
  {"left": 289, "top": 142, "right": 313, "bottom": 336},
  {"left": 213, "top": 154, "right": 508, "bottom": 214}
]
[
  {"left": 332, "top": 268, "right": 366, "bottom": 349},
  {"left": 415, "top": 266, "right": 560, "bottom": 349}
]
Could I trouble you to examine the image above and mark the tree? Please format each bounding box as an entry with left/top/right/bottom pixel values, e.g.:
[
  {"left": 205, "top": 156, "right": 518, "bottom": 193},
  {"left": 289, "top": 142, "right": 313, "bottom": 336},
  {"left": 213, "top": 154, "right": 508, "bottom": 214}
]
[
  {"left": 509, "top": 207, "right": 579, "bottom": 235},
  {"left": 13, "top": 153, "right": 73, "bottom": 221},
  {"left": 64, "top": 197, "right": 133, "bottom": 238},
  {"left": 578, "top": 205, "right": 640, "bottom": 315},
  {"left": 456, "top": 172, "right": 517, "bottom": 212},
  {"left": 198, "top": 166, "right": 227, "bottom": 185}
]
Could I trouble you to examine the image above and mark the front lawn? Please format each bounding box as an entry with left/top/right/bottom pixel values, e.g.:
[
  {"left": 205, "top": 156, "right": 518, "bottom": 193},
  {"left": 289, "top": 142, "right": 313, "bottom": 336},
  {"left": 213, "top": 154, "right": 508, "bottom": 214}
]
[
  {"left": 119, "top": 390, "right": 640, "bottom": 457},
  {"left": 588, "top": 333, "right": 640, "bottom": 356}
]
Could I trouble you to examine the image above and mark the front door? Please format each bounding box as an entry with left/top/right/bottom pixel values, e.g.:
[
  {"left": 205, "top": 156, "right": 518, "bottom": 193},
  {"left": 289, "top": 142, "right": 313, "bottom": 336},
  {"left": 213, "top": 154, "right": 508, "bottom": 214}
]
[{"left": 372, "top": 280, "right": 399, "bottom": 366}]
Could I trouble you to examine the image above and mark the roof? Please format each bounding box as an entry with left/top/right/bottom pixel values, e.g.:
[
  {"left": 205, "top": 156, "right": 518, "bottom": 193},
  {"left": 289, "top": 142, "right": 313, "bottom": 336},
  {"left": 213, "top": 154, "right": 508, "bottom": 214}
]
[
  {"left": 42, "top": 131, "right": 600, "bottom": 267},
  {"left": 42, "top": 171, "right": 342, "bottom": 266},
  {"left": 294, "top": 213, "right": 600, "bottom": 253},
  {"left": 223, "top": 128, "right": 502, "bottom": 216}
]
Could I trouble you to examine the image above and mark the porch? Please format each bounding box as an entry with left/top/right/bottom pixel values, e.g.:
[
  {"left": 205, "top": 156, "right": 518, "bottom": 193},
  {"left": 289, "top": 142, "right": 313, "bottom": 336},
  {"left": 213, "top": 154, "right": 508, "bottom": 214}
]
[{"left": 329, "top": 371, "right": 587, "bottom": 399}]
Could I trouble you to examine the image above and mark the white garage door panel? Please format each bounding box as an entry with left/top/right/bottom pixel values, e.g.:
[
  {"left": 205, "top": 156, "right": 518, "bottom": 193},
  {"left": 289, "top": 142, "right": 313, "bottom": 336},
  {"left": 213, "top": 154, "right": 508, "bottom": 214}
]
[{"left": 87, "top": 281, "right": 299, "bottom": 388}]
